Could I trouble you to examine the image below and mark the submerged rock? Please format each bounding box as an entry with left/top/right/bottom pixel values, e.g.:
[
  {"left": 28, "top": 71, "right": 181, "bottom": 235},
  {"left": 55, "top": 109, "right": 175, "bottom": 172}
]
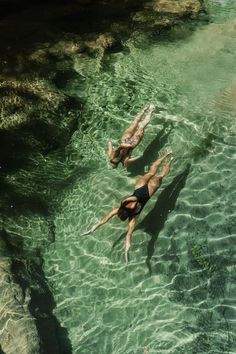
[
  {"left": 0, "top": 229, "right": 72, "bottom": 354},
  {"left": 0, "top": 77, "right": 81, "bottom": 158},
  {"left": 132, "top": 0, "right": 204, "bottom": 30},
  {"left": 152, "top": 0, "right": 201, "bottom": 16},
  {"left": 0, "top": 256, "right": 40, "bottom": 354},
  {"left": 0, "top": 79, "right": 68, "bottom": 128}
]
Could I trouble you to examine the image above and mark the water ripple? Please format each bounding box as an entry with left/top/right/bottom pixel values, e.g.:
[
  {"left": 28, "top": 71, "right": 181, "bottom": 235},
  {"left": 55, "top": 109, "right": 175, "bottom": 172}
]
[{"left": 41, "top": 3, "right": 236, "bottom": 353}]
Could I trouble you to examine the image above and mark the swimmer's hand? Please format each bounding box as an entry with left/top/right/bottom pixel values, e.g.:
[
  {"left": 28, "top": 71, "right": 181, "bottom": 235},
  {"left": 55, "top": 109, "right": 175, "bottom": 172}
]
[{"left": 81, "top": 225, "right": 96, "bottom": 236}]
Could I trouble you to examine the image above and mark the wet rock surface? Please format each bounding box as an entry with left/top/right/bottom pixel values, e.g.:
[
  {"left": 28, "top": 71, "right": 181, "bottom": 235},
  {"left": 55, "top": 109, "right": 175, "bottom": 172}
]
[
  {"left": 0, "top": 231, "right": 72, "bottom": 353},
  {"left": 0, "top": 250, "right": 40, "bottom": 354}
]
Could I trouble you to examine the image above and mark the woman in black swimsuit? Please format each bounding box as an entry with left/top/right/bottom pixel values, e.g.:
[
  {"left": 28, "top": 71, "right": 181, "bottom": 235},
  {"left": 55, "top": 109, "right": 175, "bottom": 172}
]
[
  {"left": 108, "top": 104, "right": 156, "bottom": 168},
  {"left": 82, "top": 150, "right": 173, "bottom": 263}
]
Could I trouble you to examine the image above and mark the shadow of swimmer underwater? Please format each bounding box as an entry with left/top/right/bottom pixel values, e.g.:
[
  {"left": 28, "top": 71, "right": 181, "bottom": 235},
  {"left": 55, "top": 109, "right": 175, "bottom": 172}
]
[{"left": 81, "top": 149, "right": 173, "bottom": 264}]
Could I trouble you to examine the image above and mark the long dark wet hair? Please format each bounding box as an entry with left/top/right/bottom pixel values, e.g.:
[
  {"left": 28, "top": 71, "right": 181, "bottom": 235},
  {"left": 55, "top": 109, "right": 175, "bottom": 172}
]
[
  {"left": 117, "top": 197, "right": 137, "bottom": 221},
  {"left": 118, "top": 207, "right": 129, "bottom": 221}
]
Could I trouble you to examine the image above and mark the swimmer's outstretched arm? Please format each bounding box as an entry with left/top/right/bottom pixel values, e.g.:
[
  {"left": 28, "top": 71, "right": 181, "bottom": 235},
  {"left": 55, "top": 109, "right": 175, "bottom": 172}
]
[
  {"left": 81, "top": 208, "right": 119, "bottom": 236},
  {"left": 108, "top": 141, "right": 114, "bottom": 158},
  {"left": 123, "top": 155, "right": 142, "bottom": 167},
  {"left": 125, "top": 217, "right": 136, "bottom": 264},
  {"left": 108, "top": 141, "right": 122, "bottom": 157}
]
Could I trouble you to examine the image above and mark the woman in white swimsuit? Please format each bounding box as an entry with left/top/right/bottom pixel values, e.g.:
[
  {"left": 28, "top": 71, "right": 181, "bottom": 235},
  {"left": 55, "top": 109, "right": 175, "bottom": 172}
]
[{"left": 108, "top": 104, "right": 156, "bottom": 168}]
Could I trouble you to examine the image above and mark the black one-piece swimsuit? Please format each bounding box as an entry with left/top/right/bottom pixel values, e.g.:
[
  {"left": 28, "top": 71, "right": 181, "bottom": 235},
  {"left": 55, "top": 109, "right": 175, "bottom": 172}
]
[{"left": 132, "top": 184, "right": 150, "bottom": 215}]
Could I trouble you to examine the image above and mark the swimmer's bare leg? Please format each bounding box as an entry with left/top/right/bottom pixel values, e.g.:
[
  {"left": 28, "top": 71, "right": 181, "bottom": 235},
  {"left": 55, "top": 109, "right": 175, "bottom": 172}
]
[
  {"left": 121, "top": 105, "right": 149, "bottom": 142},
  {"left": 126, "top": 104, "right": 155, "bottom": 149},
  {"left": 158, "top": 157, "right": 173, "bottom": 178},
  {"left": 135, "top": 149, "right": 172, "bottom": 188},
  {"left": 138, "top": 103, "right": 156, "bottom": 130},
  {"left": 147, "top": 157, "right": 173, "bottom": 196},
  {"left": 148, "top": 149, "right": 172, "bottom": 175}
]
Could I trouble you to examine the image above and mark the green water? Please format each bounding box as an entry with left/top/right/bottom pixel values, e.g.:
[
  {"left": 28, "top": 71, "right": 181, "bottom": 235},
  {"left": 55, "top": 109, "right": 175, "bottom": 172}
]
[{"left": 43, "top": 1, "right": 236, "bottom": 353}]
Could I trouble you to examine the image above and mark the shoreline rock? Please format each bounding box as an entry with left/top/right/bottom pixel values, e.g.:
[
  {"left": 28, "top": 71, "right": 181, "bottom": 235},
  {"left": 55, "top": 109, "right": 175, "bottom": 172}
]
[
  {"left": 0, "top": 255, "right": 40, "bottom": 354},
  {"left": 0, "top": 230, "right": 72, "bottom": 354}
]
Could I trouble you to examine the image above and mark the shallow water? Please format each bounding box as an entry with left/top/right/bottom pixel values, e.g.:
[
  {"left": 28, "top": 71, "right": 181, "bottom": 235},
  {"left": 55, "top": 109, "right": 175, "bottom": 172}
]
[{"left": 43, "top": 1, "right": 236, "bottom": 353}]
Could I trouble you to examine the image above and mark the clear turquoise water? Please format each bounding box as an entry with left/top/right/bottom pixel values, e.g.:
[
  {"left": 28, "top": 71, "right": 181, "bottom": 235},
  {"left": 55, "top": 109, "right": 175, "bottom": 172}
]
[{"left": 44, "top": 1, "right": 236, "bottom": 353}]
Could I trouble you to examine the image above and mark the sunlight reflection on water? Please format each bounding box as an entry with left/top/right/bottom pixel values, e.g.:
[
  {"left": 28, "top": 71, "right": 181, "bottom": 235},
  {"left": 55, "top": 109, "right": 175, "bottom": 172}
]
[{"left": 43, "top": 2, "right": 236, "bottom": 353}]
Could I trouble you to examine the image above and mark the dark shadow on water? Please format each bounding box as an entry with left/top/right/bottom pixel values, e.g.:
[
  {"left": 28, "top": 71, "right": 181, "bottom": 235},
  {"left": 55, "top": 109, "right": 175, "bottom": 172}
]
[
  {"left": 138, "top": 164, "right": 191, "bottom": 275},
  {"left": 0, "top": 344, "right": 6, "bottom": 354},
  {"left": 127, "top": 122, "right": 173, "bottom": 177},
  {"left": 0, "top": 1, "right": 144, "bottom": 49},
  {"left": 191, "top": 132, "right": 216, "bottom": 162},
  {"left": 0, "top": 130, "right": 38, "bottom": 173},
  {"left": 0, "top": 177, "right": 50, "bottom": 216}
]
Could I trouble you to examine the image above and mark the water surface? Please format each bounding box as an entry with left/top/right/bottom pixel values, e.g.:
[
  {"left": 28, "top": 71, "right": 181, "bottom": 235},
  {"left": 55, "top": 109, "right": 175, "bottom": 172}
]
[{"left": 44, "top": 1, "right": 236, "bottom": 353}]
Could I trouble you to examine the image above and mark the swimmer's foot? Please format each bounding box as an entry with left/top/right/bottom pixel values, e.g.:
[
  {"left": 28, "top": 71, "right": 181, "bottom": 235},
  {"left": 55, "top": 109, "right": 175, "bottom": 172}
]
[
  {"left": 165, "top": 148, "right": 173, "bottom": 157},
  {"left": 143, "top": 104, "right": 150, "bottom": 111},
  {"left": 148, "top": 103, "right": 156, "bottom": 112}
]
